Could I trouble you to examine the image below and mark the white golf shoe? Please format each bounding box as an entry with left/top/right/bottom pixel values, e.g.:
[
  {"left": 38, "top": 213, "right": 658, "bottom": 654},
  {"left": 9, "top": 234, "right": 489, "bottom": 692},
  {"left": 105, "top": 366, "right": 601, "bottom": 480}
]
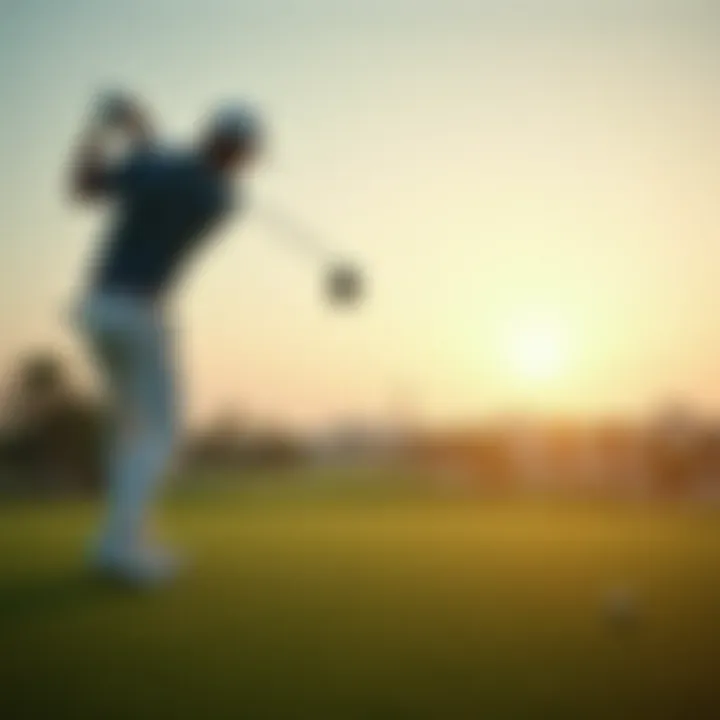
[{"left": 92, "top": 544, "right": 182, "bottom": 589}]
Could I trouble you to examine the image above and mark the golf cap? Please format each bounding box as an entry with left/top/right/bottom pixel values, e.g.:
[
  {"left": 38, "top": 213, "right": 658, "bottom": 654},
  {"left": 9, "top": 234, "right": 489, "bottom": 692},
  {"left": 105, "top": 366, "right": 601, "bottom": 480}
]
[{"left": 206, "top": 104, "right": 262, "bottom": 146}]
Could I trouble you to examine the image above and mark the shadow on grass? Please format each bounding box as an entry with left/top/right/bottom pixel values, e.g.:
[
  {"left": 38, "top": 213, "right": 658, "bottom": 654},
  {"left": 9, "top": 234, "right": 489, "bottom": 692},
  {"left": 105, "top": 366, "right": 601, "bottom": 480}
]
[{"left": 0, "top": 571, "right": 147, "bottom": 626}]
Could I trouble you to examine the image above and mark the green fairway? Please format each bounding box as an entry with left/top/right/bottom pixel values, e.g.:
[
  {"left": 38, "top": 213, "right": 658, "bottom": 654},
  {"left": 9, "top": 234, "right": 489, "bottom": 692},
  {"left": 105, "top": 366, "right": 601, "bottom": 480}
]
[{"left": 2, "top": 472, "right": 720, "bottom": 719}]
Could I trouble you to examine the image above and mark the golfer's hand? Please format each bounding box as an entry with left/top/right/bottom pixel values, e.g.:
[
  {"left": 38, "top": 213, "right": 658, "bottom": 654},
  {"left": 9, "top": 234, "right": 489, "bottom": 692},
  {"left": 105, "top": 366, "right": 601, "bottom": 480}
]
[
  {"left": 95, "top": 91, "right": 153, "bottom": 143},
  {"left": 70, "top": 91, "right": 152, "bottom": 201}
]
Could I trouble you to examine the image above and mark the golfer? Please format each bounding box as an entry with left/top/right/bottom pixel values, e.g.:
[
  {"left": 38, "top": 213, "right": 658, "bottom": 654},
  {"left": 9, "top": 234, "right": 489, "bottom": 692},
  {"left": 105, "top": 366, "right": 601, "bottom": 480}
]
[{"left": 70, "top": 92, "right": 262, "bottom": 585}]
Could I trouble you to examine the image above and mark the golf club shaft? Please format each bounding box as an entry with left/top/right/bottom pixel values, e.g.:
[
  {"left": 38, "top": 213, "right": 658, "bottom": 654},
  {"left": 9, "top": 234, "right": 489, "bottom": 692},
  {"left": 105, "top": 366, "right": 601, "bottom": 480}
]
[{"left": 251, "top": 198, "right": 341, "bottom": 265}]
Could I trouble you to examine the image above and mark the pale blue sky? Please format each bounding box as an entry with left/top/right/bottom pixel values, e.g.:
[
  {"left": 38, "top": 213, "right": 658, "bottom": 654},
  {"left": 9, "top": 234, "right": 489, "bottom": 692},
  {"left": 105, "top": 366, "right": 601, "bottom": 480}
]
[{"left": 1, "top": 1, "right": 720, "bottom": 427}]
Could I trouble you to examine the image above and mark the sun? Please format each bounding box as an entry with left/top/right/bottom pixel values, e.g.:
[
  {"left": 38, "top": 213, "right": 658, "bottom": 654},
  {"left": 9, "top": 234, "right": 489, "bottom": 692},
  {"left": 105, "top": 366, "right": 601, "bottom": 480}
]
[{"left": 504, "top": 318, "right": 569, "bottom": 383}]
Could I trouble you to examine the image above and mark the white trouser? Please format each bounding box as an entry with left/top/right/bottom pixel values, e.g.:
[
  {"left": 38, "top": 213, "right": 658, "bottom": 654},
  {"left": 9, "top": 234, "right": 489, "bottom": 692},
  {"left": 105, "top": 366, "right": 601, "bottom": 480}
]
[{"left": 75, "top": 292, "right": 177, "bottom": 554}]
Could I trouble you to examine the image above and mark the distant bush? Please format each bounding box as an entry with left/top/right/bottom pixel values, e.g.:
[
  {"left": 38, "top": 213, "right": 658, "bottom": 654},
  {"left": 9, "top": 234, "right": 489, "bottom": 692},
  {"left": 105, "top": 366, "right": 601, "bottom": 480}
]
[{"left": 0, "top": 351, "right": 106, "bottom": 497}]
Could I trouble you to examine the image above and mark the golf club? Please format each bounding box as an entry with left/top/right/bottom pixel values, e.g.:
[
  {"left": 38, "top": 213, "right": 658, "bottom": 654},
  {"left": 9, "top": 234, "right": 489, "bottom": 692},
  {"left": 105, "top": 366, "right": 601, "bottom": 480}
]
[
  {"left": 93, "top": 91, "right": 366, "bottom": 308},
  {"left": 252, "top": 198, "right": 365, "bottom": 308}
]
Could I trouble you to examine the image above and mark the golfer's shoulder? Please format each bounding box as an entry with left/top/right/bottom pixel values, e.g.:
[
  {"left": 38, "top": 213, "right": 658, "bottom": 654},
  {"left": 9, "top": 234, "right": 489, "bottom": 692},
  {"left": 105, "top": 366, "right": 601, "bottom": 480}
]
[
  {"left": 117, "top": 143, "right": 172, "bottom": 180},
  {"left": 128, "top": 143, "right": 186, "bottom": 169},
  {"left": 153, "top": 144, "right": 191, "bottom": 172},
  {"left": 136, "top": 146, "right": 206, "bottom": 186}
]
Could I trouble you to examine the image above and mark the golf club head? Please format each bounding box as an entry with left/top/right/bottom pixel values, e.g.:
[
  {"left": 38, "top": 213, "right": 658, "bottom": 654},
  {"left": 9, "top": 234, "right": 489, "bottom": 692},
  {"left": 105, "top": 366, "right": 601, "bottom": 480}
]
[{"left": 326, "top": 263, "right": 364, "bottom": 308}]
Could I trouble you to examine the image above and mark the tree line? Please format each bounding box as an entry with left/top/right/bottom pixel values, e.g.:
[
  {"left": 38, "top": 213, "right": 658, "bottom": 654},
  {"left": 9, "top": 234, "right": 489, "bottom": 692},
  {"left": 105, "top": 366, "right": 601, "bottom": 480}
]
[{"left": 2, "top": 350, "right": 720, "bottom": 499}]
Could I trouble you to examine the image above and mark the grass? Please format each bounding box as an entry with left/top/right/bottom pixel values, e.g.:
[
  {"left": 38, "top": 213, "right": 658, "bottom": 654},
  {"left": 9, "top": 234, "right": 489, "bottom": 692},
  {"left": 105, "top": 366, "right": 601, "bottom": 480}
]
[{"left": 2, "top": 469, "right": 720, "bottom": 718}]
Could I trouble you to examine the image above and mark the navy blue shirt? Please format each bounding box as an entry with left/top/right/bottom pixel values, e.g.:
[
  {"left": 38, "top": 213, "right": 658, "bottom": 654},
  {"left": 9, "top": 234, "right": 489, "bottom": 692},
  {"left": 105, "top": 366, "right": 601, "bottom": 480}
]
[{"left": 92, "top": 147, "right": 234, "bottom": 298}]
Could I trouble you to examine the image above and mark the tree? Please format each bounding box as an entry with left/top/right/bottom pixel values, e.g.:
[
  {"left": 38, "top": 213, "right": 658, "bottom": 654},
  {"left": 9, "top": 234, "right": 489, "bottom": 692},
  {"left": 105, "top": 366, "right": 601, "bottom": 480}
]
[{"left": 0, "top": 351, "right": 106, "bottom": 496}]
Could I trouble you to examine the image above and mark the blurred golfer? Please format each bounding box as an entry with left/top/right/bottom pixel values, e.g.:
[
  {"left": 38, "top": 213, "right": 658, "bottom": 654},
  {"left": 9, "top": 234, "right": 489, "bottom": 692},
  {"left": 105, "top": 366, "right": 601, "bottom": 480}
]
[{"left": 70, "top": 91, "right": 261, "bottom": 585}]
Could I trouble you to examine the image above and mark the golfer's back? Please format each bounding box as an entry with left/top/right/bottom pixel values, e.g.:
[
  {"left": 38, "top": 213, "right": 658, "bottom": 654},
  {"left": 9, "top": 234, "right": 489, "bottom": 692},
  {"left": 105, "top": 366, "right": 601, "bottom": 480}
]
[{"left": 92, "top": 147, "right": 232, "bottom": 299}]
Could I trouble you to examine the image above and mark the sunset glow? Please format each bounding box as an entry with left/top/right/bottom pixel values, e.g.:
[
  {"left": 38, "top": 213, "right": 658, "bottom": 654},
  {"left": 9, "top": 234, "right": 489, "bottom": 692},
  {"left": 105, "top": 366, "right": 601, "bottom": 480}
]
[{"left": 503, "top": 315, "right": 569, "bottom": 385}]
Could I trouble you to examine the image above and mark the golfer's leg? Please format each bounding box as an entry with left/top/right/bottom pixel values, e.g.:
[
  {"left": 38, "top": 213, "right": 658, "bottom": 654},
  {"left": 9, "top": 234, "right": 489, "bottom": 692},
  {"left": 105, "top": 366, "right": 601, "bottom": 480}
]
[
  {"left": 85, "top": 324, "right": 138, "bottom": 554},
  {"left": 99, "top": 312, "right": 177, "bottom": 557}
]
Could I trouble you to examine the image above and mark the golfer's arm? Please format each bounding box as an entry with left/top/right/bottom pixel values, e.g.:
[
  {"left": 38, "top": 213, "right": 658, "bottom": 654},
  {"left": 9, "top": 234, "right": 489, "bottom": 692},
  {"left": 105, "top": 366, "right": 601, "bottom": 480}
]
[
  {"left": 70, "top": 125, "right": 111, "bottom": 201},
  {"left": 69, "top": 109, "right": 154, "bottom": 202}
]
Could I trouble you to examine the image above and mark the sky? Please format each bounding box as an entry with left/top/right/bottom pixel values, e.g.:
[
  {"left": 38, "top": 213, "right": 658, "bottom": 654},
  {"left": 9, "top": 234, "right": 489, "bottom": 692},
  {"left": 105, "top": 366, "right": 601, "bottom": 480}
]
[{"left": 1, "top": 0, "right": 720, "bottom": 429}]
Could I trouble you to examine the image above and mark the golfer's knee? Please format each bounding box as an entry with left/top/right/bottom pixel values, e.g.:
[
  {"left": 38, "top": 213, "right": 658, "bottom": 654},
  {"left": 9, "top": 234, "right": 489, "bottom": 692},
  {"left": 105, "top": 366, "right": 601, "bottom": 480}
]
[{"left": 151, "top": 412, "right": 176, "bottom": 462}]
